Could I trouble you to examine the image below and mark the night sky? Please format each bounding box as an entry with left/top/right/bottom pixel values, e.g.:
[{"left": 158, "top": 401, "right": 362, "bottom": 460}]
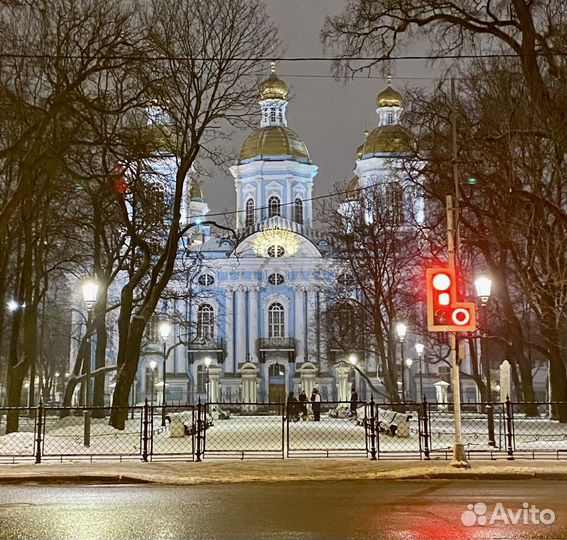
[{"left": 202, "top": 0, "right": 438, "bottom": 218}]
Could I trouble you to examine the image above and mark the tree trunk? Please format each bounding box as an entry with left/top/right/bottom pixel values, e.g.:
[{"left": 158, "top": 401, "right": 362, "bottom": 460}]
[
  {"left": 92, "top": 285, "right": 108, "bottom": 418},
  {"left": 109, "top": 316, "right": 146, "bottom": 429}
]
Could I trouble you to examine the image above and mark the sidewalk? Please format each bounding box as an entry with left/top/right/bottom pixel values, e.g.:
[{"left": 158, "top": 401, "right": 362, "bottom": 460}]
[{"left": 0, "top": 459, "right": 565, "bottom": 485}]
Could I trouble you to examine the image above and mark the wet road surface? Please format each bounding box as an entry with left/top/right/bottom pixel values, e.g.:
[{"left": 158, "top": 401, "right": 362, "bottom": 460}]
[{"left": 0, "top": 479, "right": 565, "bottom": 539}]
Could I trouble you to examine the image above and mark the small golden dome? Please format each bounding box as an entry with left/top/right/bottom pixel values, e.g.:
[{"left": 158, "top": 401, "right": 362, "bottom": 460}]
[
  {"left": 259, "top": 62, "right": 289, "bottom": 101},
  {"left": 346, "top": 176, "right": 360, "bottom": 199},
  {"left": 239, "top": 126, "right": 310, "bottom": 163},
  {"left": 361, "top": 125, "right": 416, "bottom": 156},
  {"left": 377, "top": 77, "right": 403, "bottom": 108}
]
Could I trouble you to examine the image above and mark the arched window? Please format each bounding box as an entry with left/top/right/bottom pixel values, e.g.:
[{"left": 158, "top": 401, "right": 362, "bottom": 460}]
[
  {"left": 197, "top": 304, "right": 215, "bottom": 339},
  {"left": 268, "top": 196, "right": 281, "bottom": 218},
  {"left": 384, "top": 183, "right": 404, "bottom": 225},
  {"left": 267, "top": 245, "right": 285, "bottom": 258},
  {"left": 387, "top": 112, "right": 394, "bottom": 125},
  {"left": 245, "top": 198, "right": 255, "bottom": 227},
  {"left": 269, "top": 106, "right": 277, "bottom": 123},
  {"left": 268, "top": 302, "right": 285, "bottom": 338},
  {"left": 294, "top": 198, "right": 303, "bottom": 225}
]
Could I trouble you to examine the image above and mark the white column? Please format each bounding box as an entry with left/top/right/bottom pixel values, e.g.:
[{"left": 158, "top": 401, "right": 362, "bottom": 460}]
[
  {"left": 248, "top": 287, "right": 259, "bottom": 362},
  {"left": 300, "top": 371, "right": 316, "bottom": 398},
  {"left": 306, "top": 289, "right": 317, "bottom": 361},
  {"left": 208, "top": 365, "right": 221, "bottom": 403},
  {"left": 225, "top": 288, "right": 235, "bottom": 373},
  {"left": 335, "top": 365, "right": 350, "bottom": 402},
  {"left": 294, "top": 286, "right": 305, "bottom": 362},
  {"left": 236, "top": 286, "right": 247, "bottom": 366},
  {"left": 319, "top": 295, "right": 328, "bottom": 372}
]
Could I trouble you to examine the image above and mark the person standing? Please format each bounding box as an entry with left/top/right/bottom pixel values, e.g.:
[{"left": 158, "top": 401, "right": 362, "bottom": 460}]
[
  {"left": 298, "top": 389, "right": 308, "bottom": 420},
  {"left": 287, "top": 391, "right": 299, "bottom": 422},
  {"left": 311, "top": 388, "right": 321, "bottom": 421},
  {"left": 350, "top": 388, "right": 359, "bottom": 419}
]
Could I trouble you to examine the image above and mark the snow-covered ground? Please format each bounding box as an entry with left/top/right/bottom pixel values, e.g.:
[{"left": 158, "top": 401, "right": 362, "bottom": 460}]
[{"left": 0, "top": 410, "right": 565, "bottom": 460}]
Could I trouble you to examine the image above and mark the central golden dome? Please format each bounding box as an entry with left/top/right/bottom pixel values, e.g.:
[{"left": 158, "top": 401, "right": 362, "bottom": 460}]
[
  {"left": 239, "top": 126, "right": 310, "bottom": 163},
  {"left": 361, "top": 125, "right": 416, "bottom": 156}
]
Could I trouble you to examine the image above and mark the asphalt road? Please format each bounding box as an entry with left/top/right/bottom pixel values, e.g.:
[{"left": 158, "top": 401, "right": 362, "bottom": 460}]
[{"left": 0, "top": 480, "right": 565, "bottom": 539}]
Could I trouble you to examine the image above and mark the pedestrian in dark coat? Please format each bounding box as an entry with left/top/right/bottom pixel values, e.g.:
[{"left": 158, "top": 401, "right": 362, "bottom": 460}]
[
  {"left": 350, "top": 388, "right": 359, "bottom": 418},
  {"left": 287, "top": 391, "right": 299, "bottom": 421},
  {"left": 311, "top": 388, "right": 321, "bottom": 421},
  {"left": 298, "top": 389, "right": 308, "bottom": 420}
]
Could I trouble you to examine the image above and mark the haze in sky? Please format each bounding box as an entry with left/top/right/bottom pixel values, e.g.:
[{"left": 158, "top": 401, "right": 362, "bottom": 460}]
[{"left": 202, "top": 0, "right": 436, "bottom": 218}]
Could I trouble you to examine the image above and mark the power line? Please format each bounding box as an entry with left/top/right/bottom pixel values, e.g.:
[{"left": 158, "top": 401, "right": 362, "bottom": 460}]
[{"left": 0, "top": 52, "right": 564, "bottom": 62}]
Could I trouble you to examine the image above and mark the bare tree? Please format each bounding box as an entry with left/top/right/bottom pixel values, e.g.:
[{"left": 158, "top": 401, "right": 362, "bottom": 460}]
[{"left": 107, "top": 0, "right": 278, "bottom": 429}]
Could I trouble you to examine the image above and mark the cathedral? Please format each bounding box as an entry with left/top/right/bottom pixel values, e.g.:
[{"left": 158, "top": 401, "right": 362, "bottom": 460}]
[
  {"left": 138, "top": 66, "right": 424, "bottom": 406},
  {"left": 69, "top": 66, "right": 431, "bottom": 406}
]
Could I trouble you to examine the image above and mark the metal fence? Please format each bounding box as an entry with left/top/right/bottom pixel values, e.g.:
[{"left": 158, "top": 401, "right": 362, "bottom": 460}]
[{"left": 0, "top": 398, "right": 565, "bottom": 463}]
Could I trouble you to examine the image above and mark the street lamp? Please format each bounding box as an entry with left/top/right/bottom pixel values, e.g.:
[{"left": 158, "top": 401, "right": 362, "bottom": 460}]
[
  {"left": 149, "top": 360, "right": 157, "bottom": 404},
  {"left": 81, "top": 277, "right": 99, "bottom": 408},
  {"left": 474, "top": 275, "right": 492, "bottom": 403},
  {"left": 415, "top": 343, "right": 425, "bottom": 400},
  {"left": 405, "top": 358, "right": 413, "bottom": 401},
  {"left": 158, "top": 319, "right": 172, "bottom": 426},
  {"left": 204, "top": 357, "right": 212, "bottom": 402},
  {"left": 396, "top": 322, "right": 407, "bottom": 402}
]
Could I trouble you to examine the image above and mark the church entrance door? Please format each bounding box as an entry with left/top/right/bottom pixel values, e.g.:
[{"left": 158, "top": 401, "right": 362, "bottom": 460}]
[{"left": 268, "top": 362, "right": 286, "bottom": 402}]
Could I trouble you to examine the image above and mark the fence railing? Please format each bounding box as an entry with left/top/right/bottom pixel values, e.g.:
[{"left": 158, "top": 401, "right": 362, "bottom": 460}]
[{"left": 0, "top": 398, "right": 565, "bottom": 463}]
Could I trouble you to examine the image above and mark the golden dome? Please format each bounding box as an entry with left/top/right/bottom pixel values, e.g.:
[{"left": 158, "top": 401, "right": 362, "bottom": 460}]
[
  {"left": 377, "top": 78, "right": 403, "bottom": 108},
  {"left": 259, "top": 62, "right": 288, "bottom": 101},
  {"left": 356, "top": 144, "right": 364, "bottom": 159},
  {"left": 361, "top": 125, "right": 416, "bottom": 156},
  {"left": 239, "top": 126, "right": 310, "bottom": 163},
  {"left": 346, "top": 176, "right": 360, "bottom": 199}
]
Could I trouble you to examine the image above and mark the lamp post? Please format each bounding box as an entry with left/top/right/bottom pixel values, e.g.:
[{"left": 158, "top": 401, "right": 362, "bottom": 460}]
[
  {"left": 158, "top": 320, "right": 171, "bottom": 426},
  {"left": 396, "top": 322, "right": 407, "bottom": 402},
  {"left": 149, "top": 360, "right": 157, "bottom": 404},
  {"left": 81, "top": 278, "right": 99, "bottom": 408},
  {"left": 474, "top": 275, "right": 492, "bottom": 403},
  {"left": 405, "top": 358, "right": 413, "bottom": 401},
  {"left": 204, "top": 357, "right": 212, "bottom": 402},
  {"left": 415, "top": 343, "right": 425, "bottom": 400}
]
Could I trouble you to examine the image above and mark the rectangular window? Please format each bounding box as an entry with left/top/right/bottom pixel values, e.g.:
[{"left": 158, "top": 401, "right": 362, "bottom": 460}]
[{"left": 196, "top": 365, "right": 207, "bottom": 393}]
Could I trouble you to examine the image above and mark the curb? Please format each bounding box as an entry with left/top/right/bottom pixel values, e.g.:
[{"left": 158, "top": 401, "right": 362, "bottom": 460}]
[{"left": 0, "top": 471, "right": 564, "bottom": 485}]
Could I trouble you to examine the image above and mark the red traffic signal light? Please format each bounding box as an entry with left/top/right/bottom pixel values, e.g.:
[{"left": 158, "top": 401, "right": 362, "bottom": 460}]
[{"left": 426, "top": 267, "right": 476, "bottom": 332}]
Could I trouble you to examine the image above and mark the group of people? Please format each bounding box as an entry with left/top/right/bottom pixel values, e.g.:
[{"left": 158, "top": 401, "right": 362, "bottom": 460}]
[{"left": 287, "top": 388, "right": 322, "bottom": 421}]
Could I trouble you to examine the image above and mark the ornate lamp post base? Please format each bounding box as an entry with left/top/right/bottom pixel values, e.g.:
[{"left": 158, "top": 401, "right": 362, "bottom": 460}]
[{"left": 450, "top": 443, "right": 471, "bottom": 468}]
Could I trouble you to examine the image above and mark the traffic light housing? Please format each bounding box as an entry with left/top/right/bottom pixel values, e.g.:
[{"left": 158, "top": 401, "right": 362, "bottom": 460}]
[{"left": 426, "top": 267, "right": 476, "bottom": 332}]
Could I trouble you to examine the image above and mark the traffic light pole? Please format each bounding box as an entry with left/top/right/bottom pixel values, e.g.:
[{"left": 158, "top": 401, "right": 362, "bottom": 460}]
[{"left": 447, "top": 77, "right": 470, "bottom": 469}]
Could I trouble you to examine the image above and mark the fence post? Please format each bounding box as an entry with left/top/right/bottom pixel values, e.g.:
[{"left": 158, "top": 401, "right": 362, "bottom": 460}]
[
  {"left": 486, "top": 404, "right": 496, "bottom": 447},
  {"left": 83, "top": 410, "right": 91, "bottom": 447},
  {"left": 195, "top": 398, "right": 202, "bottom": 462},
  {"left": 369, "top": 396, "right": 377, "bottom": 461},
  {"left": 141, "top": 399, "right": 149, "bottom": 462},
  {"left": 421, "top": 396, "right": 430, "bottom": 460},
  {"left": 505, "top": 396, "right": 514, "bottom": 460},
  {"left": 35, "top": 402, "right": 43, "bottom": 464}
]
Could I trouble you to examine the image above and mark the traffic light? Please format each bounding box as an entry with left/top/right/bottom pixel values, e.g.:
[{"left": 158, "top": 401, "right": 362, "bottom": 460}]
[{"left": 426, "top": 267, "right": 476, "bottom": 332}]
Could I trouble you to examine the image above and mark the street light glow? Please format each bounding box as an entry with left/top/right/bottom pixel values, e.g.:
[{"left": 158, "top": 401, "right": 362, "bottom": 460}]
[
  {"left": 158, "top": 320, "right": 172, "bottom": 340},
  {"left": 415, "top": 343, "right": 424, "bottom": 356},
  {"left": 395, "top": 322, "right": 407, "bottom": 341},
  {"left": 149, "top": 360, "right": 157, "bottom": 370},
  {"left": 348, "top": 354, "right": 357, "bottom": 365},
  {"left": 474, "top": 275, "right": 492, "bottom": 305},
  {"left": 405, "top": 358, "right": 413, "bottom": 368},
  {"left": 204, "top": 357, "right": 212, "bottom": 368},
  {"left": 81, "top": 277, "right": 99, "bottom": 309}
]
